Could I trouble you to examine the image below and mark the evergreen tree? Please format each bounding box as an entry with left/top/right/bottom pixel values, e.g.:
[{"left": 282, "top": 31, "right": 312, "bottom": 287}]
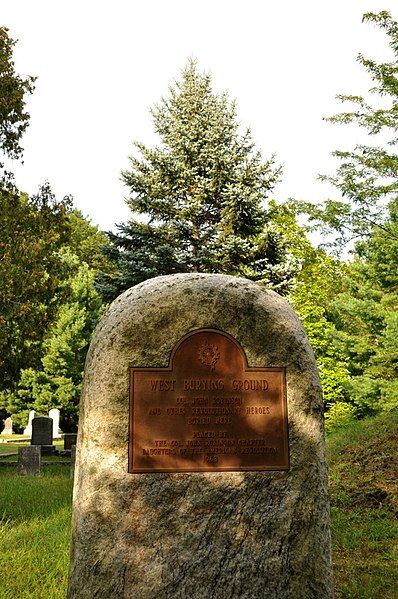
[
  {"left": 98, "top": 61, "right": 294, "bottom": 301},
  {"left": 330, "top": 199, "right": 398, "bottom": 415}
]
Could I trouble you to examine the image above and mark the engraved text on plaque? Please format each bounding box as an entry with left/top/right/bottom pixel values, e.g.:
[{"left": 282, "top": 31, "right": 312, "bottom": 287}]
[{"left": 129, "top": 329, "right": 289, "bottom": 472}]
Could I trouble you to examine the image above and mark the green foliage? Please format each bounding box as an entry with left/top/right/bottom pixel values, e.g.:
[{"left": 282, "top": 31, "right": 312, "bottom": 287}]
[
  {"left": 0, "top": 183, "right": 72, "bottom": 394},
  {"left": 0, "top": 177, "right": 109, "bottom": 427},
  {"left": 0, "top": 30, "right": 109, "bottom": 428},
  {"left": 270, "top": 201, "right": 351, "bottom": 409},
  {"left": 324, "top": 401, "right": 357, "bottom": 432},
  {"left": 292, "top": 256, "right": 351, "bottom": 409},
  {"left": 0, "top": 27, "right": 35, "bottom": 167},
  {"left": 286, "top": 11, "right": 398, "bottom": 417},
  {"left": 294, "top": 11, "right": 398, "bottom": 250},
  {"left": 327, "top": 202, "right": 398, "bottom": 415},
  {"left": 345, "top": 375, "right": 381, "bottom": 415},
  {"left": 6, "top": 261, "right": 103, "bottom": 430},
  {"left": 98, "top": 61, "right": 295, "bottom": 301},
  {"left": 68, "top": 209, "right": 112, "bottom": 273}
]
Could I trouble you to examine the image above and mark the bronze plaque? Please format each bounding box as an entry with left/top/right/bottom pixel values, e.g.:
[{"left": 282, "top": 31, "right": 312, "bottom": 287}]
[{"left": 129, "top": 329, "right": 289, "bottom": 473}]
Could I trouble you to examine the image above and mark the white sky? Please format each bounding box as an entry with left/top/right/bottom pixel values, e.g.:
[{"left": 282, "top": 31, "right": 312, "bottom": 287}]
[{"left": 2, "top": 0, "right": 397, "bottom": 231}]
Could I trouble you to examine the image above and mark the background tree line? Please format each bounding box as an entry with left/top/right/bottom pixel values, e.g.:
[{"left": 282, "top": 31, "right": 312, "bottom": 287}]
[{"left": 1, "top": 11, "right": 397, "bottom": 431}]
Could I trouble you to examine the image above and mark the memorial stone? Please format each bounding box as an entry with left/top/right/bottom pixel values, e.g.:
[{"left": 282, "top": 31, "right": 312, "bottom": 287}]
[
  {"left": 1, "top": 417, "right": 13, "bottom": 435},
  {"left": 49, "top": 408, "right": 62, "bottom": 439},
  {"left": 31, "top": 416, "right": 55, "bottom": 455},
  {"left": 68, "top": 273, "right": 333, "bottom": 599},
  {"left": 18, "top": 445, "right": 41, "bottom": 475},
  {"left": 64, "top": 433, "right": 78, "bottom": 451},
  {"left": 23, "top": 410, "right": 36, "bottom": 436}
]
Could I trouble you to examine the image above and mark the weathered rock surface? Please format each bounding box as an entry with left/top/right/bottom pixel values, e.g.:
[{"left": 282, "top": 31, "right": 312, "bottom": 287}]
[
  {"left": 68, "top": 273, "right": 333, "bottom": 599},
  {"left": 18, "top": 445, "right": 40, "bottom": 475}
]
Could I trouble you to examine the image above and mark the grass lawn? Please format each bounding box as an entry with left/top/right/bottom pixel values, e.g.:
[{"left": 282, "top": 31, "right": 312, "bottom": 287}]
[
  {"left": 0, "top": 413, "right": 396, "bottom": 598},
  {"left": 0, "top": 443, "right": 23, "bottom": 456},
  {"left": 0, "top": 465, "right": 73, "bottom": 599},
  {"left": 0, "top": 439, "right": 64, "bottom": 452},
  {"left": 327, "top": 412, "right": 398, "bottom": 598},
  {"left": 0, "top": 438, "right": 30, "bottom": 456}
]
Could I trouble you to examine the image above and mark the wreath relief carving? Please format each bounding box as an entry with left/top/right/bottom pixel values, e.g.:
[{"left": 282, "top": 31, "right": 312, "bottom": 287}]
[{"left": 197, "top": 340, "right": 220, "bottom": 371}]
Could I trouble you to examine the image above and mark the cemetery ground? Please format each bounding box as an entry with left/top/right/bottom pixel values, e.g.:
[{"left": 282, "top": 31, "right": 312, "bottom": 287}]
[{"left": 0, "top": 414, "right": 396, "bottom": 599}]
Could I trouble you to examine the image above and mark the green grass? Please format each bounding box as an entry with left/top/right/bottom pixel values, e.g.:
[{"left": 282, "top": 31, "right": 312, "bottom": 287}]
[
  {"left": 0, "top": 443, "right": 20, "bottom": 455},
  {"left": 0, "top": 439, "right": 64, "bottom": 454},
  {"left": 327, "top": 412, "right": 398, "bottom": 598},
  {"left": 0, "top": 414, "right": 396, "bottom": 597},
  {"left": 0, "top": 465, "right": 73, "bottom": 598}
]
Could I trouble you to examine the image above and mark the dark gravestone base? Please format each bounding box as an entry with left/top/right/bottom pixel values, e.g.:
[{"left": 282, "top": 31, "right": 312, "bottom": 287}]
[
  {"left": 64, "top": 433, "right": 78, "bottom": 451},
  {"left": 40, "top": 445, "right": 57, "bottom": 456}
]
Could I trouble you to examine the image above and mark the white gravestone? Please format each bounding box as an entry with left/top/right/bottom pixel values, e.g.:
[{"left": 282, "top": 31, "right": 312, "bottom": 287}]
[
  {"left": 1, "top": 417, "right": 13, "bottom": 435},
  {"left": 23, "top": 410, "right": 37, "bottom": 436},
  {"left": 49, "top": 408, "right": 62, "bottom": 439}
]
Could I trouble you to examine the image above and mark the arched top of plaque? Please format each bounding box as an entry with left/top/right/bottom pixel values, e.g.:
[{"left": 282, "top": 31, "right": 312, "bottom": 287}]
[
  {"left": 169, "top": 328, "right": 248, "bottom": 375},
  {"left": 129, "top": 327, "right": 289, "bottom": 473}
]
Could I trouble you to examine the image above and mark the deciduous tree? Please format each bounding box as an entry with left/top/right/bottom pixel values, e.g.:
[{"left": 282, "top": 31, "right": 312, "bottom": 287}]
[
  {"left": 297, "top": 11, "right": 398, "bottom": 251},
  {"left": 7, "top": 258, "right": 103, "bottom": 430},
  {"left": 0, "top": 26, "right": 35, "bottom": 169},
  {"left": 0, "top": 183, "right": 72, "bottom": 393}
]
